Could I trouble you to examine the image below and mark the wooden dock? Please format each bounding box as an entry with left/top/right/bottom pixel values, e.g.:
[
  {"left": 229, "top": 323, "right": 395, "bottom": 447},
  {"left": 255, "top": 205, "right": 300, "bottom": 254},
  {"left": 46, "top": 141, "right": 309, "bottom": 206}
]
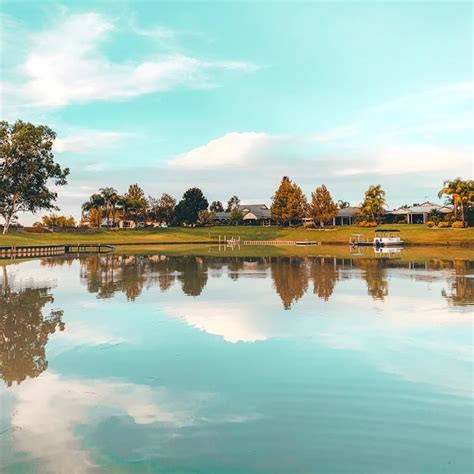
[
  {"left": 224, "top": 238, "right": 321, "bottom": 247},
  {"left": 0, "top": 244, "right": 115, "bottom": 259}
]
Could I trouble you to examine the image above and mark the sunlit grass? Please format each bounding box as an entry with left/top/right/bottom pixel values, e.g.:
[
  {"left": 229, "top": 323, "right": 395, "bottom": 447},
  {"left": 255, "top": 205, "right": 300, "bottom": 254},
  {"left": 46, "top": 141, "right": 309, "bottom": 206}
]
[{"left": 0, "top": 224, "right": 473, "bottom": 247}]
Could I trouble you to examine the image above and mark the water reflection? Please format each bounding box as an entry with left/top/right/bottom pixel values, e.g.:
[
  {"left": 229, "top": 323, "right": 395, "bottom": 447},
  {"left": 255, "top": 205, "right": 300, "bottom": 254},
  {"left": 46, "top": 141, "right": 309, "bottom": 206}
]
[
  {"left": 0, "top": 268, "right": 64, "bottom": 386},
  {"left": 1, "top": 253, "right": 472, "bottom": 473},
  {"left": 38, "top": 254, "right": 474, "bottom": 308}
]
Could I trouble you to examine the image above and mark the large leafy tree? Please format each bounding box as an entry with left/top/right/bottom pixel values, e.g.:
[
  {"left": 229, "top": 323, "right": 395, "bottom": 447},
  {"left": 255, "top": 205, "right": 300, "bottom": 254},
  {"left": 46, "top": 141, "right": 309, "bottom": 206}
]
[
  {"left": 0, "top": 120, "right": 70, "bottom": 234},
  {"left": 438, "top": 178, "right": 474, "bottom": 225},
  {"left": 271, "top": 176, "right": 307, "bottom": 226},
  {"left": 174, "top": 187, "right": 208, "bottom": 225},
  {"left": 309, "top": 185, "right": 337, "bottom": 227},
  {"left": 359, "top": 184, "right": 386, "bottom": 223}
]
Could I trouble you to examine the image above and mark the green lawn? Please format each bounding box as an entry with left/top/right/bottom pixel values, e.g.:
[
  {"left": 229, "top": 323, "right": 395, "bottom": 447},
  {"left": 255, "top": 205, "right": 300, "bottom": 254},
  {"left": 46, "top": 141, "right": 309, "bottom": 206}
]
[{"left": 0, "top": 224, "right": 473, "bottom": 247}]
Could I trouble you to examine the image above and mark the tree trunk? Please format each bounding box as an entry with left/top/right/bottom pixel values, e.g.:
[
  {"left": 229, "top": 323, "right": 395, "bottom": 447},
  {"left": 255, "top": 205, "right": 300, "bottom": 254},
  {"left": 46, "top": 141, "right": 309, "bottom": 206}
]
[{"left": 2, "top": 215, "right": 11, "bottom": 234}]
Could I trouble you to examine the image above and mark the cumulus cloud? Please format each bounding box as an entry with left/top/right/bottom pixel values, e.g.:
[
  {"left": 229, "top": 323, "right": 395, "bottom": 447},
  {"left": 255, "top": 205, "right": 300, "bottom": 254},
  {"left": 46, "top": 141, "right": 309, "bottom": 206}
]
[{"left": 169, "top": 132, "right": 276, "bottom": 169}]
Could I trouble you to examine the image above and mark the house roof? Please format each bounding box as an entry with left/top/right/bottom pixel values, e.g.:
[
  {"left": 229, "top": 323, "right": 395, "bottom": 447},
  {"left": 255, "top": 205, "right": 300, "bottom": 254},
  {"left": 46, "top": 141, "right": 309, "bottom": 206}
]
[
  {"left": 388, "top": 201, "right": 453, "bottom": 214},
  {"left": 239, "top": 204, "right": 271, "bottom": 220},
  {"left": 336, "top": 206, "right": 360, "bottom": 218}
]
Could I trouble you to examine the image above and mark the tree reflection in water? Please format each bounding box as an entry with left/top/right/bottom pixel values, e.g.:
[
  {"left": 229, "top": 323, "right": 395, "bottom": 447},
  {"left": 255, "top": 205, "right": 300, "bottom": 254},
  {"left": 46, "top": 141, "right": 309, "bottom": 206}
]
[
  {"left": 0, "top": 267, "right": 64, "bottom": 386},
  {"left": 38, "top": 254, "right": 474, "bottom": 310},
  {"left": 271, "top": 257, "right": 309, "bottom": 310},
  {"left": 442, "top": 259, "right": 474, "bottom": 306}
]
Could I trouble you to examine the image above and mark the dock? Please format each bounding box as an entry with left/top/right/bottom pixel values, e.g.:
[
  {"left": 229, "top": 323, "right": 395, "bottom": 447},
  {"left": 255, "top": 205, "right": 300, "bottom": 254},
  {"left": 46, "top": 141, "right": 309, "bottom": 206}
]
[
  {"left": 221, "top": 236, "right": 321, "bottom": 248},
  {"left": 0, "top": 244, "right": 115, "bottom": 259}
]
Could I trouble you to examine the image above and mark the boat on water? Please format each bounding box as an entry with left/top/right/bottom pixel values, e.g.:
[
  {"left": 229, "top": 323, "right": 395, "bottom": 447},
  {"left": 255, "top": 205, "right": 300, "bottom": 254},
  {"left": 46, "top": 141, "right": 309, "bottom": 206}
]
[{"left": 350, "top": 229, "right": 404, "bottom": 248}]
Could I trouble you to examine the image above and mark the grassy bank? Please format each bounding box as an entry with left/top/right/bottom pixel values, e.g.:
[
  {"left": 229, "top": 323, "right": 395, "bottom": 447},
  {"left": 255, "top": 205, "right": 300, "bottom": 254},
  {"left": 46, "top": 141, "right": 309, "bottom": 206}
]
[{"left": 1, "top": 224, "right": 473, "bottom": 247}]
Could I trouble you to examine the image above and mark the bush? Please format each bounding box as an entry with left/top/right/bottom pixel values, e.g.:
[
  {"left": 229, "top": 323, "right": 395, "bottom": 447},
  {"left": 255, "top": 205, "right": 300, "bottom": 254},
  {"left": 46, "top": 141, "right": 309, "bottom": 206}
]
[
  {"left": 438, "top": 221, "right": 450, "bottom": 228},
  {"left": 426, "top": 221, "right": 436, "bottom": 228},
  {"left": 357, "top": 220, "right": 377, "bottom": 227},
  {"left": 452, "top": 221, "right": 465, "bottom": 228}
]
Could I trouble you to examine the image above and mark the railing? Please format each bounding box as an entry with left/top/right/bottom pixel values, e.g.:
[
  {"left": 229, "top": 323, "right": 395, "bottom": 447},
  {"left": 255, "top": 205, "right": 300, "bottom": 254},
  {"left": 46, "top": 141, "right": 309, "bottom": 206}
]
[{"left": 0, "top": 244, "right": 115, "bottom": 259}]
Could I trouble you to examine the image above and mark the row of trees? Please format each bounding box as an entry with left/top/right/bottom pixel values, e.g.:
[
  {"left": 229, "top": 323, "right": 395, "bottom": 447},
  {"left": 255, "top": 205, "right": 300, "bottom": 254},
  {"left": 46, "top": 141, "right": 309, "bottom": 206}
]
[
  {"left": 270, "top": 176, "right": 387, "bottom": 226},
  {"left": 80, "top": 178, "right": 386, "bottom": 228}
]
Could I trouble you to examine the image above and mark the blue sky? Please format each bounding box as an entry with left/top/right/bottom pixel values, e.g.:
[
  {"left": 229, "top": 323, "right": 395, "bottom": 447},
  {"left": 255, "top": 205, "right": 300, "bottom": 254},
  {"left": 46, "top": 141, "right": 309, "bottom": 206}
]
[{"left": 1, "top": 0, "right": 472, "bottom": 221}]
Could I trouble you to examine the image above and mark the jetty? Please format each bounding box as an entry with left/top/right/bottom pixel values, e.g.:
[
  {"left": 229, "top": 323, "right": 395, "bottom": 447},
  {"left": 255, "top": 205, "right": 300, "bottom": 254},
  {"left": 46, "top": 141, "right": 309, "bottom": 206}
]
[
  {"left": 0, "top": 244, "right": 115, "bottom": 259},
  {"left": 221, "top": 236, "right": 321, "bottom": 248}
]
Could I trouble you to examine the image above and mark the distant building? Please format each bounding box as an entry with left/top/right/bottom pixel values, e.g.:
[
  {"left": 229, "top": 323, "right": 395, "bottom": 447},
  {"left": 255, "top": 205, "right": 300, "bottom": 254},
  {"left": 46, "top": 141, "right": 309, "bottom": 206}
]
[
  {"left": 333, "top": 207, "right": 360, "bottom": 225},
  {"left": 214, "top": 204, "right": 272, "bottom": 226},
  {"left": 387, "top": 202, "right": 453, "bottom": 224}
]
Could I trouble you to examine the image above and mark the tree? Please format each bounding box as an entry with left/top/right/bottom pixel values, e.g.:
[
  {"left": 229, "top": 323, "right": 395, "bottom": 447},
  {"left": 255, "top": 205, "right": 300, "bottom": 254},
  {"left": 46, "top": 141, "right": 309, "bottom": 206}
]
[
  {"left": 126, "top": 183, "right": 146, "bottom": 202},
  {"left": 33, "top": 214, "right": 76, "bottom": 228},
  {"left": 271, "top": 176, "right": 307, "bottom": 226},
  {"left": 155, "top": 193, "right": 176, "bottom": 224},
  {"left": 210, "top": 200, "right": 224, "bottom": 213},
  {"left": 337, "top": 200, "right": 350, "bottom": 209},
  {"left": 0, "top": 120, "right": 70, "bottom": 234},
  {"left": 82, "top": 193, "right": 105, "bottom": 228},
  {"left": 197, "top": 209, "right": 216, "bottom": 226},
  {"left": 174, "top": 187, "right": 208, "bottom": 225},
  {"left": 359, "top": 185, "right": 386, "bottom": 223},
  {"left": 309, "top": 185, "right": 337, "bottom": 227},
  {"left": 438, "top": 178, "right": 474, "bottom": 225},
  {"left": 226, "top": 195, "right": 240, "bottom": 212},
  {"left": 99, "top": 187, "right": 118, "bottom": 228},
  {"left": 229, "top": 207, "right": 244, "bottom": 225},
  {"left": 125, "top": 184, "right": 147, "bottom": 226}
]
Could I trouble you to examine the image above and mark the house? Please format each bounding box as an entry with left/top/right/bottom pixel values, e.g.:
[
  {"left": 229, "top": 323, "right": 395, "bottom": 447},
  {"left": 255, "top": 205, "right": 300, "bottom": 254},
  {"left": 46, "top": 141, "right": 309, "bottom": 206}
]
[
  {"left": 388, "top": 202, "right": 453, "bottom": 224},
  {"left": 241, "top": 204, "right": 272, "bottom": 225},
  {"left": 214, "top": 204, "right": 272, "bottom": 226},
  {"left": 333, "top": 207, "right": 360, "bottom": 225}
]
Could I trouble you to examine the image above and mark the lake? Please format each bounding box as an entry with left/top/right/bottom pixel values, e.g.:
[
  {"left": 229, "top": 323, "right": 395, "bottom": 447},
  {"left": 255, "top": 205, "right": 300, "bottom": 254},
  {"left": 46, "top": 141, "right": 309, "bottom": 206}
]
[{"left": 0, "top": 250, "right": 473, "bottom": 473}]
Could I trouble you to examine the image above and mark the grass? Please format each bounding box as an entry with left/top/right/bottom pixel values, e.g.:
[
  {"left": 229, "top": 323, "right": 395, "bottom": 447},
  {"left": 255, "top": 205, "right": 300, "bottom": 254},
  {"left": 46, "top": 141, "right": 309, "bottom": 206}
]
[{"left": 1, "top": 224, "right": 473, "bottom": 247}]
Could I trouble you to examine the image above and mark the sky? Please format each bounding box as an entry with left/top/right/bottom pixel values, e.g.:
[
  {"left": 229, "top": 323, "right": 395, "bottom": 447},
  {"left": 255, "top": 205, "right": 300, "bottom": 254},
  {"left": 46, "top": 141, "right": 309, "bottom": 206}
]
[{"left": 1, "top": 0, "right": 473, "bottom": 223}]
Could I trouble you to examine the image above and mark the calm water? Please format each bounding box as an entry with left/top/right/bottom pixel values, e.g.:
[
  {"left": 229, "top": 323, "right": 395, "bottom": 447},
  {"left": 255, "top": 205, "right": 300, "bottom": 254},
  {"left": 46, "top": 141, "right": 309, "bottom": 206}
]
[{"left": 0, "top": 252, "right": 473, "bottom": 473}]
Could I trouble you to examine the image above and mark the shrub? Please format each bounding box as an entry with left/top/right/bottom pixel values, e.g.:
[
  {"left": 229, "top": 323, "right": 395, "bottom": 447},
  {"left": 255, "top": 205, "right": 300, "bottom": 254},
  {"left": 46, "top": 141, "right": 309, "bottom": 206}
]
[
  {"left": 426, "top": 221, "right": 436, "bottom": 228},
  {"left": 357, "top": 220, "right": 377, "bottom": 227},
  {"left": 438, "top": 221, "right": 450, "bottom": 228},
  {"left": 452, "top": 221, "right": 465, "bottom": 228}
]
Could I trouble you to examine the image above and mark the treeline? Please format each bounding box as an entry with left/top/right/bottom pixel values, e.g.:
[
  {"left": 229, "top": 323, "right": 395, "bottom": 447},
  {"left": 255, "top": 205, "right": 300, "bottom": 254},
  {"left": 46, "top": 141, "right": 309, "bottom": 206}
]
[
  {"left": 60, "top": 176, "right": 474, "bottom": 229},
  {"left": 76, "top": 177, "right": 388, "bottom": 228}
]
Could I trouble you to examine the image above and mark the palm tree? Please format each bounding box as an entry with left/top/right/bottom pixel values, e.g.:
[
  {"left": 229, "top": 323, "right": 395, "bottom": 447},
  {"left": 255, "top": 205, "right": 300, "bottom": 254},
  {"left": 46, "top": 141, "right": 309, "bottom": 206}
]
[
  {"left": 337, "top": 200, "right": 350, "bottom": 209},
  {"left": 82, "top": 194, "right": 105, "bottom": 228},
  {"left": 361, "top": 185, "right": 386, "bottom": 223},
  {"left": 439, "top": 178, "right": 474, "bottom": 224},
  {"left": 99, "top": 187, "right": 118, "bottom": 228}
]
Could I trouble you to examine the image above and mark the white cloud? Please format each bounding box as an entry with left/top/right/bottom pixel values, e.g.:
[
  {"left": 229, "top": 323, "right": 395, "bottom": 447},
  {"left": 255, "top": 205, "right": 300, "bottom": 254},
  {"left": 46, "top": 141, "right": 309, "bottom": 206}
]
[
  {"left": 5, "top": 12, "right": 257, "bottom": 110},
  {"left": 169, "top": 132, "right": 274, "bottom": 169},
  {"left": 53, "top": 129, "right": 128, "bottom": 153}
]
